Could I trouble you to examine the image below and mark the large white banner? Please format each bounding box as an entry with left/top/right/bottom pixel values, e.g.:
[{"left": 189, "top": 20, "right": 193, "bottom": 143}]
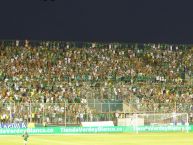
[{"left": 81, "top": 121, "right": 114, "bottom": 127}]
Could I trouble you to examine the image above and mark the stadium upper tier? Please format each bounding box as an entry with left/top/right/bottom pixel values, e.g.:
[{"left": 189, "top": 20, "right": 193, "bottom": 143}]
[{"left": 0, "top": 41, "right": 192, "bottom": 105}]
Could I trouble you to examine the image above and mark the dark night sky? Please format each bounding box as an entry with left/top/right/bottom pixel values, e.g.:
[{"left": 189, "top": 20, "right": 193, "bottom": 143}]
[{"left": 0, "top": 0, "right": 193, "bottom": 44}]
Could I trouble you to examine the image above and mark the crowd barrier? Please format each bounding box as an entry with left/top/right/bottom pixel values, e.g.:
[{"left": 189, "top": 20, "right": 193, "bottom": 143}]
[{"left": 0, "top": 125, "right": 192, "bottom": 135}]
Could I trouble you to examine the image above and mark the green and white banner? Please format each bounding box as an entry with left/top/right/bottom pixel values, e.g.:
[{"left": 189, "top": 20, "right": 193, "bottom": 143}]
[{"left": 0, "top": 125, "right": 192, "bottom": 135}]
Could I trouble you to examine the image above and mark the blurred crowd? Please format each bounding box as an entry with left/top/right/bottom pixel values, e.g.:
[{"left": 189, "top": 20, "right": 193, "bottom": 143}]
[{"left": 0, "top": 41, "right": 192, "bottom": 124}]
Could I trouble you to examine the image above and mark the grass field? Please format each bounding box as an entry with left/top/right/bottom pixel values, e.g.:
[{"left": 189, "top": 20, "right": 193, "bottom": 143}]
[{"left": 1, "top": 133, "right": 193, "bottom": 145}]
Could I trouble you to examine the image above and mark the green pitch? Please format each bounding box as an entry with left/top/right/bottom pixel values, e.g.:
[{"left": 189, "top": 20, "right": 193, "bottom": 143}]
[{"left": 1, "top": 132, "right": 193, "bottom": 145}]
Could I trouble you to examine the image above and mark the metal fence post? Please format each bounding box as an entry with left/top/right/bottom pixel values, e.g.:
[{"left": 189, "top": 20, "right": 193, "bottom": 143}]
[
  {"left": 9, "top": 103, "right": 12, "bottom": 123},
  {"left": 43, "top": 103, "right": 45, "bottom": 124},
  {"left": 30, "top": 102, "right": 32, "bottom": 123},
  {"left": 101, "top": 102, "right": 103, "bottom": 113},
  {"left": 94, "top": 99, "right": 95, "bottom": 108},
  {"left": 65, "top": 101, "right": 66, "bottom": 127},
  {"left": 109, "top": 103, "right": 111, "bottom": 112}
]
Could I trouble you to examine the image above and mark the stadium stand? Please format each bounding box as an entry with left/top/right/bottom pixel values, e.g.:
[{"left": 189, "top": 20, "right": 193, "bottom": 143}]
[{"left": 0, "top": 41, "right": 192, "bottom": 125}]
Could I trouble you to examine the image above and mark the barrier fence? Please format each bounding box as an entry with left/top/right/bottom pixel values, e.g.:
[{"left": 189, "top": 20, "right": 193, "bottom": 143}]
[{"left": 1, "top": 102, "right": 193, "bottom": 125}]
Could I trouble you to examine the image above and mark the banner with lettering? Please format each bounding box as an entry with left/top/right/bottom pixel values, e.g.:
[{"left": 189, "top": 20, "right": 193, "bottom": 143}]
[
  {"left": 0, "top": 123, "right": 27, "bottom": 129},
  {"left": 0, "top": 125, "right": 192, "bottom": 135}
]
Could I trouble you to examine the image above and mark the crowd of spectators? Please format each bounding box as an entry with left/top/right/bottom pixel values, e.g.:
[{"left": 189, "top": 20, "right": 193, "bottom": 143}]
[{"left": 0, "top": 41, "right": 192, "bottom": 124}]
